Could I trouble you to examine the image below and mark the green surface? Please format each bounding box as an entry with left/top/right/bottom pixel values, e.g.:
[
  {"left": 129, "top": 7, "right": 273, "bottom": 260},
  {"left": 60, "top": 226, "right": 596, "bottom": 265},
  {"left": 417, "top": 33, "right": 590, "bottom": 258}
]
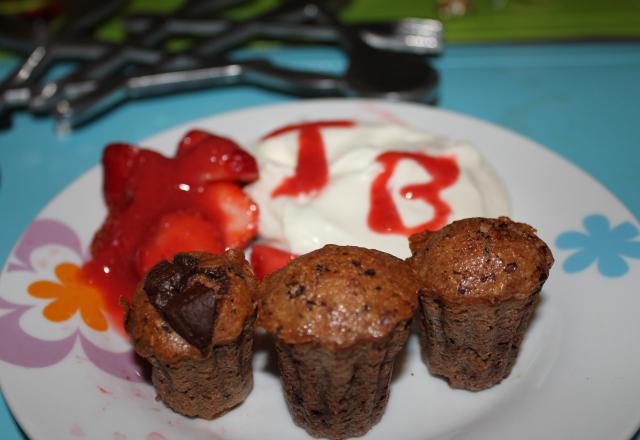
[
  {"left": 340, "top": 0, "right": 640, "bottom": 42},
  {"left": 3, "top": 0, "right": 640, "bottom": 45}
]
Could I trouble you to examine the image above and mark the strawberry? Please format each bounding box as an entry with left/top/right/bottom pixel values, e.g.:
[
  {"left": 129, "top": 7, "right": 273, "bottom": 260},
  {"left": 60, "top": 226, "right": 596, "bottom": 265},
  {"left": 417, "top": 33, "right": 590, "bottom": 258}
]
[
  {"left": 135, "top": 210, "right": 224, "bottom": 277},
  {"left": 250, "top": 244, "right": 296, "bottom": 280},
  {"left": 176, "top": 129, "right": 259, "bottom": 184},
  {"left": 102, "top": 143, "right": 140, "bottom": 210},
  {"left": 200, "top": 182, "right": 259, "bottom": 250},
  {"left": 88, "top": 131, "right": 262, "bottom": 332},
  {"left": 176, "top": 129, "right": 212, "bottom": 156}
]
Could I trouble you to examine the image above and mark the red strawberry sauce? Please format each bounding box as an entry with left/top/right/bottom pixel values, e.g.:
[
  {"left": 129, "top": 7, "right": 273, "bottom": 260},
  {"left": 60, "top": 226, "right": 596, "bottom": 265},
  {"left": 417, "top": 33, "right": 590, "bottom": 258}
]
[
  {"left": 265, "top": 121, "right": 460, "bottom": 234},
  {"left": 266, "top": 120, "right": 354, "bottom": 198},
  {"left": 369, "top": 152, "right": 459, "bottom": 234}
]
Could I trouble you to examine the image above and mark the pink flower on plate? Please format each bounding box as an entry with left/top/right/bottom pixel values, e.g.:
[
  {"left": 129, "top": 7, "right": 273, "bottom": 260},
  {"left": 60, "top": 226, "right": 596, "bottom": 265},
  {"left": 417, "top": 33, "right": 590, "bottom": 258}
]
[{"left": 0, "top": 219, "right": 143, "bottom": 382}]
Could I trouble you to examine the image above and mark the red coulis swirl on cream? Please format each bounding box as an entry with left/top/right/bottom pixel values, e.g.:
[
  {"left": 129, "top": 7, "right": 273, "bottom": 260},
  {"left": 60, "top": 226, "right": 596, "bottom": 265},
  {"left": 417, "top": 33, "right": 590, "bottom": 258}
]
[
  {"left": 266, "top": 121, "right": 355, "bottom": 198},
  {"left": 247, "top": 120, "right": 510, "bottom": 259},
  {"left": 369, "top": 151, "right": 459, "bottom": 234},
  {"left": 263, "top": 120, "right": 461, "bottom": 234}
]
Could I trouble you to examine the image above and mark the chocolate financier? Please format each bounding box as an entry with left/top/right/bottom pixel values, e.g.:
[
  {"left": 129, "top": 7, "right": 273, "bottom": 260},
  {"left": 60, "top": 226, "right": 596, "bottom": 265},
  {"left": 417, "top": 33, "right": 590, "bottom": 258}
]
[
  {"left": 408, "top": 217, "right": 554, "bottom": 391},
  {"left": 258, "top": 245, "right": 419, "bottom": 439},
  {"left": 124, "top": 250, "right": 257, "bottom": 418}
]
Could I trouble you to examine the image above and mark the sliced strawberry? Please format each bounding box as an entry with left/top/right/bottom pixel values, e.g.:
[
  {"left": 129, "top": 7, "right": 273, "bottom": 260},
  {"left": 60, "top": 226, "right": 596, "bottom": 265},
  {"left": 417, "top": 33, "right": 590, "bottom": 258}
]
[
  {"left": 135, "top": 210, "right": 224, "bottom": 277},
  {"left": 176, "top": 129, "right": 258, "bottom": 184},
  {"left": 176, "top": 129, "right": 212, "bottom": 156},
  {"left": 102, "top": 143, "right": 140, "bottom": 210},
  {"left": 200, "top": 182, "right": 258, "bottom": 250},
  {"left": 250, "top": 244, "right": 296, "bottom": 280}
]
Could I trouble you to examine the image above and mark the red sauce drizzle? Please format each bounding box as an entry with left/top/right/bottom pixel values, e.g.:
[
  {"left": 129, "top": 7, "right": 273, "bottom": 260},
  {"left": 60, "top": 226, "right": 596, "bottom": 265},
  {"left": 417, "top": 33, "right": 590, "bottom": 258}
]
[
  {"left": 267, "top": 120, "right": 355, "bottom": 198},
  {"left": 368, "top": 151, "right": 460, "bottom": 235}
]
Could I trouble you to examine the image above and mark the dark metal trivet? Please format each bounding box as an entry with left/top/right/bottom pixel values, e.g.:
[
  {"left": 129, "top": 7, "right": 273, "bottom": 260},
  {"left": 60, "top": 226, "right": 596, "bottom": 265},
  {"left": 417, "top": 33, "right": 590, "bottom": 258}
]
[{"left": 0, "top": 0, "right": 442, "bottom": 132}]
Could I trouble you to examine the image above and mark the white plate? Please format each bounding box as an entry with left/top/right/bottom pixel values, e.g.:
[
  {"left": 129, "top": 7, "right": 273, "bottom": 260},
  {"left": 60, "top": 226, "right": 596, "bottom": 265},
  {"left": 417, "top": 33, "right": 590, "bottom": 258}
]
[{"left": 1, "top": 99, "right": 639, "bottom": 440}]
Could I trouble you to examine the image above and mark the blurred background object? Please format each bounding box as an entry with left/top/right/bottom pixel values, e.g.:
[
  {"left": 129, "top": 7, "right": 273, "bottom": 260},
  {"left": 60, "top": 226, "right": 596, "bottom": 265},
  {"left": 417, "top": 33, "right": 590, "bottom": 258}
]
[
  {"left": 0, "top": 0, "right": 444, "bottom": 130},
  {"left": 2, "top": 0, "right": 640, "bottom": 45},
  {"left": 339, "top": 0, "right": 640, "bottom": 43},
  {"left": 1, "top": 0, "right": 639, "bottom": 131}
]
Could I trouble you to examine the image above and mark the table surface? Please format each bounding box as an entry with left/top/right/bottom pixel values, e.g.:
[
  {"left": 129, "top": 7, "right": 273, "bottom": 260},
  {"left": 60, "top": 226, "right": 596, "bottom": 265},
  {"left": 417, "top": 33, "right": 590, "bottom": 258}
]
[{"left": 0, "top": 41, "right": 639, "bottom": 439}]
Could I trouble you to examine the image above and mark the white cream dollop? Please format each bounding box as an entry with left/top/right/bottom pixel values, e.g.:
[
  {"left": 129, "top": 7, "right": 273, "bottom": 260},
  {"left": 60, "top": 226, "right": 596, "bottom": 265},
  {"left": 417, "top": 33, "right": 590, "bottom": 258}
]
[{"left": 245, "top": 122, "right": 510, "bottom": 258}]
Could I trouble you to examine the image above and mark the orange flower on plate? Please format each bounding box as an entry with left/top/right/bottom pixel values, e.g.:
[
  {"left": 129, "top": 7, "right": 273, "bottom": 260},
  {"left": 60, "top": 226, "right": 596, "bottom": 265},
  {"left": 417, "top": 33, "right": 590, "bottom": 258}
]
[{"left": 28, "top": 263, "right": 108, "bottom": 332}]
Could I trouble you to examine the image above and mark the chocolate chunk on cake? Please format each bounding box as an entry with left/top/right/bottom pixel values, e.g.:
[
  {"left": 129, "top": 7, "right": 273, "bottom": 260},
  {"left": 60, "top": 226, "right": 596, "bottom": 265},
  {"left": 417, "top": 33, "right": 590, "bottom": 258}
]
[
  {"left": 258, "top": 245, "right": 419, "bottom": 439},
  {"left": 408, "top": 217, "right": 554, "bottom": 391},
  {"left": 124, "top": 250, "right": 257, "bottom": 418}
]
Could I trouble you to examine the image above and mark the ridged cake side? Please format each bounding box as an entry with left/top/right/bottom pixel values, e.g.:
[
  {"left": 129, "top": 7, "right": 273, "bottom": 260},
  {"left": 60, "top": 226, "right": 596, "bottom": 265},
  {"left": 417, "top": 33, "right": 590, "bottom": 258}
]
[
  {"left": 148, "top": 315, "right": 255, "bottom": 418},
  {"left": 275, "top": 320, "right": 411, "bottom": 439},
  {"left": 409, "top": 217, "right": 553, "bottom": 390}
]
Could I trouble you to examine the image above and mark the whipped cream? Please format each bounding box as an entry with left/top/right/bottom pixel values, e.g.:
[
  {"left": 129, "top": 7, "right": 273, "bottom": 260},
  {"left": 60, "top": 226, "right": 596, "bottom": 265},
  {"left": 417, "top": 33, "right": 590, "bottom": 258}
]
[{"left": 246, "top": 122, "right": 510, "bottom": 258}]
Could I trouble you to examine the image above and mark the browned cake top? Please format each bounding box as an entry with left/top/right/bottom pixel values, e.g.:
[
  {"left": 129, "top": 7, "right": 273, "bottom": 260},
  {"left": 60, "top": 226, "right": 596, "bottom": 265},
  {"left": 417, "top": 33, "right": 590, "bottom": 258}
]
[
  {"left": 408, "top": 217, "right": 554, "bottom": 303},
  {"left": 125, "top": 250, "right": 256, "bottom": 362},
  {"left": 257, "top": 245, "right": 419, "bottom": 349}
]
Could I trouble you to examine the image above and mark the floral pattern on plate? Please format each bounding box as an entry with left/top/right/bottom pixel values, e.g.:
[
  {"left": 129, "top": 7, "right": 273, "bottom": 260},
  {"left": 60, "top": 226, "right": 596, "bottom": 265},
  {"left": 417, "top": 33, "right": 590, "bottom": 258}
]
[
  {"left": 556, "top": 214, "right": 640, "bottom": 277},
  {"left": 0, "top": 218, "right": 142, "bottom": 381}
]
